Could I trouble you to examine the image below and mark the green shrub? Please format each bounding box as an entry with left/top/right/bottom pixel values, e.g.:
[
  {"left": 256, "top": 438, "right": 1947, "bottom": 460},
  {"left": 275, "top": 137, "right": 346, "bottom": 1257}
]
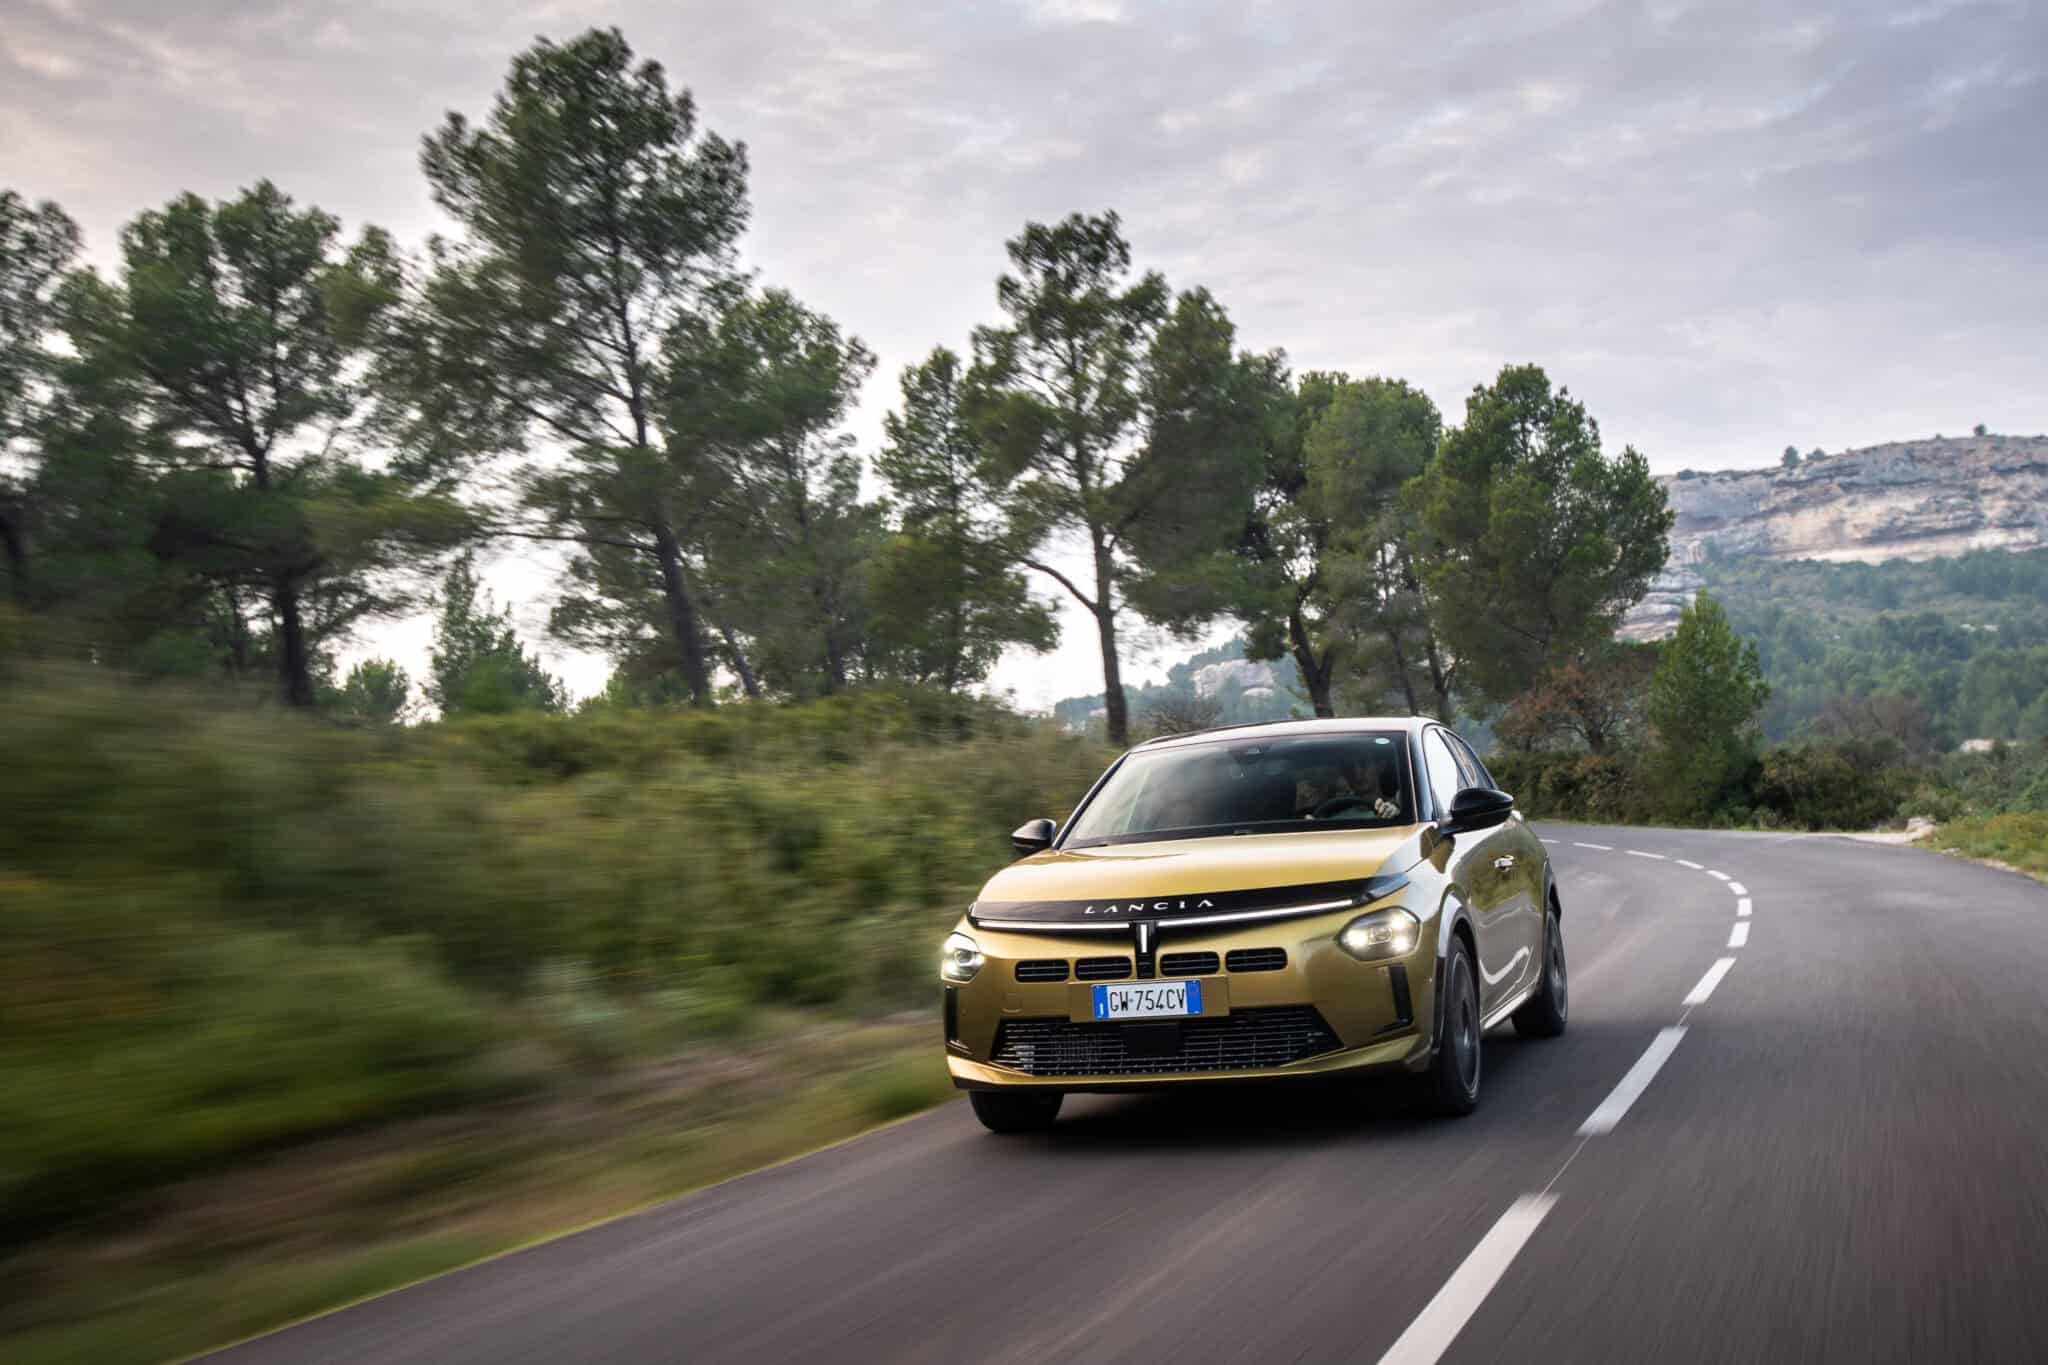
[{"left": 1752, "top": 742, "right": 1912, "bottom": 830}]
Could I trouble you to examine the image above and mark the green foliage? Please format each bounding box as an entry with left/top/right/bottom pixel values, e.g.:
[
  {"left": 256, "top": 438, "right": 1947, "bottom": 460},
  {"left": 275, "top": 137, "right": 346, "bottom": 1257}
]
[
  {"left": 1782, "top": 445, "right": 1801, "bottom": 469},
  {"left": 963, "top": 211, "right": 1265, "bottom": 746},
  {"left": 1699, "top": 548, "right": 2048, "bottom": 742},
  {"left": 0, "top": 669, "right": 1109, "bottom": 1226},
  {"left": 427, "top": 552, "right": 563, "bottom": 716},
  {"left": 1647, "top": 592, "right": 1770, "bottom": 819},
  {"left": 51, "top": 182, "right": 464, "bottom": 705},
  {"left": 1751, "top": 742, "right": 1910, "bottom": 830},
  {"left": 1410, "top": 364, "right": 1672, "bottom": 705},
  {"left": 326, "top": 657, "right": 413, "bottom": 723},
  {"left": 868, "top": 348, "right": 1057, "bottom": 689},
  {"left": 416, "top": 28, "right": 749, "bottom": 706},
  {"left": 1933, "top": 812, "right": 2048, "bottom": 882}
]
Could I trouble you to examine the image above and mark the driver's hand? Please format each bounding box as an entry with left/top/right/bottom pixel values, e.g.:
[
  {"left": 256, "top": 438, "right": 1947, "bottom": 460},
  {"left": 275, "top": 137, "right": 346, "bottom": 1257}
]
[{"left": 1374, "top": 797, "right": 1399, "bottom": 818}]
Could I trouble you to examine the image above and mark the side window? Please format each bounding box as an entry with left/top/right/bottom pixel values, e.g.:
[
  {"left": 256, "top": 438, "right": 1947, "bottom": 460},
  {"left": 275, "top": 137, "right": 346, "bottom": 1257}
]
[
  {"left": 1421, "top": 729, "right": 1463, "bottom": 818},
  {"left": 1448, "top": 732, "right": 1494, "bottom": 792}
]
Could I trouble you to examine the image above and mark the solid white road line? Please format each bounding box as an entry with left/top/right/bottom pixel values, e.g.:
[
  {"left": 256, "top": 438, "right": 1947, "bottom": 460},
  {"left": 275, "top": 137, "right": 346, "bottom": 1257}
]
[
  {"left": 1376, "top": 1195, "right": 1559, "bottom": 1365},
  {"left": 1577, "top": 1027, "right": 1688, "bottom": 1136},
  {"left": 1728, "top": 922, "right": 1749, "bottom": 948},
  {"left": 1574, "top": 841, "right": 1614, "bottom": 851},
  {"left": 1727, "top": 881, "right": 1749, "bottom": 896},
  {"left": 1626, "top": 849, "right": 1665, "bottom": 860},
  {"left": 1736, "top": 897, "right": 1752, "bottom": 917},
  {"left": 1676, "top": 859, "right": 1703, "bottom": 870},
  {"left": 1683, "top": 957, "right": 1737, "bottom": 1006},
  {"left": 1707, "top": 869, "right": 1731, "bottom": 882}
]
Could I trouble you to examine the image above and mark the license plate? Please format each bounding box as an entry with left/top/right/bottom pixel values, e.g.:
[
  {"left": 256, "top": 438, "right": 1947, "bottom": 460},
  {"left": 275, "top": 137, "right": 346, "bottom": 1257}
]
[{"left": 1093, "top": 980, "right": 1202, "bottom": 1020}]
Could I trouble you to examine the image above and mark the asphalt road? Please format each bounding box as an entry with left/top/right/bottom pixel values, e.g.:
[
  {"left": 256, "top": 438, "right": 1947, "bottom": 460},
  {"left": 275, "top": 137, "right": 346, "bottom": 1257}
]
[{"left": 209, "top": 826, "right": 2048, "bottom": 1364}]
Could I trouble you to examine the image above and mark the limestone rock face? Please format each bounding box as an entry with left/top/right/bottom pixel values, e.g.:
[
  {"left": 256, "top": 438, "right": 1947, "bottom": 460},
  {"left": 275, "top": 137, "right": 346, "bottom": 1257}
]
[
  {"left": 1664, "top": 435, "right": 2048, "bottom": 566},
  {"left": 1620, "top": 435, "right": 2048, "bottom": 638}
]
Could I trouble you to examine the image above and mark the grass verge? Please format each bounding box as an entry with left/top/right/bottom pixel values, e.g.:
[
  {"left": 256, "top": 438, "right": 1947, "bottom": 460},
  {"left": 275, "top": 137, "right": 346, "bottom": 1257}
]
[
  {"left": 1930, "top": 812, "right": 2048, "bottom": 884},
  {"left": 0, "top": 1019, "right": 954, "bottom": 1365}
]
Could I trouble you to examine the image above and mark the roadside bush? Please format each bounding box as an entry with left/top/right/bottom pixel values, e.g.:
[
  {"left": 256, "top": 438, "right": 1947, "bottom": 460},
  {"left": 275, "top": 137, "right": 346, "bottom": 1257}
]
[
  {"left": 1486, "top": 750, "right": 1651, "bottom": 823},
  {"left": 0, "top": 667, "right": 1111, "bottom": 1226},
  {"left": 1751, "top": 742, "right": 1914, "bottom": 830}
]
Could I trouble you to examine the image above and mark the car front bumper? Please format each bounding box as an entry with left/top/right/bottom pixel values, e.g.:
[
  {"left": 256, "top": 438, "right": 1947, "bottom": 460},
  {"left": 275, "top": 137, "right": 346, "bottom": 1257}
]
[{"left": 943, "top": 902, "right": 1444, "bottom": 1091}]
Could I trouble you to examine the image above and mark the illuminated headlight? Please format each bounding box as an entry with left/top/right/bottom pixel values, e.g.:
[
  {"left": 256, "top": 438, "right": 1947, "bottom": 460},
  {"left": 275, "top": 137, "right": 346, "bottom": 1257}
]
[
  {"left": 1338, "top": 907, "right": 1420, "bottom": 962},
  {"left": 940, "top": 931, "right": 984, "bottom": 983}
]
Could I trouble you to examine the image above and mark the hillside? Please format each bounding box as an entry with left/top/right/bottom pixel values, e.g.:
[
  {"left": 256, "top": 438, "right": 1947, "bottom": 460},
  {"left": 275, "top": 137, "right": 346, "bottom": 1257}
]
[{"left": 1626, "top": 434, "right": 2048, "bottom": 637}]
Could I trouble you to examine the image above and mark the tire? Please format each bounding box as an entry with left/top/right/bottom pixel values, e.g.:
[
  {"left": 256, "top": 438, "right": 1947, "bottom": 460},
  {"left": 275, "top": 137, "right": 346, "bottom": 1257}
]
[
  {"left": 970, "top": 1089, "right": 1064, "bottom": 1134},
  {"left": 1513, "top": 900, "right": 1569, "bottom": 1040},
  {"left": 1420, "top": 936, "right": 1482, "bottom": 1117}
]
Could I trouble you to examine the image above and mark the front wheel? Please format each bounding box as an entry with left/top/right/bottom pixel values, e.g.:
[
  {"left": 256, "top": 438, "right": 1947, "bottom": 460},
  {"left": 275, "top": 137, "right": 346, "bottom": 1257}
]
[
  {"left": 1513, "top": 901, "right": 1568, "bottom": 1039},
  {"left": 1419, "top": 937, "right": 1482, "bottom": 1117},
  {"left": 970, "top": 1089, "right": 1064, "bottom": 1134}
]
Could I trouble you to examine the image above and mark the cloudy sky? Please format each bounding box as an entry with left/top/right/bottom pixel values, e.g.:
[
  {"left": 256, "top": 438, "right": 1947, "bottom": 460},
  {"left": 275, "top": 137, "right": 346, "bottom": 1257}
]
[{"left": 7, "top": 0, "right": 2045, "bottom": 706}]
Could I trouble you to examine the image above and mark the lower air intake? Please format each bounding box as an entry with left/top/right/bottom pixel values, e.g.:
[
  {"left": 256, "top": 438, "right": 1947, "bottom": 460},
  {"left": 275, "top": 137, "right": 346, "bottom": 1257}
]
[{"left": 989, "top": 1006, "right": 1339, "bottom": 1077}]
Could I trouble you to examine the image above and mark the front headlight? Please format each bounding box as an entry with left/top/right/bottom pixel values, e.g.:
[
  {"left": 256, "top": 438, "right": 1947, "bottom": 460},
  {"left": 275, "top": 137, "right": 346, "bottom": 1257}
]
[
  {"left": 1338, "top": 907, "right": 1420, "bottom": 962},
  {"left": 940, "top": 931, "right": 984, "bottom": 983}
]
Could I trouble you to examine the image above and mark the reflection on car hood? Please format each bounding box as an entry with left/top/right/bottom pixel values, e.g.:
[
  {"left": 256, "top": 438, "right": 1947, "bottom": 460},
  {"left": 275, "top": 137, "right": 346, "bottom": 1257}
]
[{"left": 973, "top": 827, "right": 1421, "bottom": 925}]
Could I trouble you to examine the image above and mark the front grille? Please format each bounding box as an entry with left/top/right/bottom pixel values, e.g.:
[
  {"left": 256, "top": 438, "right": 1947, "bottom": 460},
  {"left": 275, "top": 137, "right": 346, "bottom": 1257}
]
[
  {"left": 1160, "top": 951, "right": 1220, "bottom": 976},
  {"left": 1227, "top": 947, "right": 1288, "bottom": 973},
  {"left": 1075, "top": 956, "right": 1133, "bottom": 981},
  {"left": 1015, "top": 959, "right": 1069, "bottom": 983},
  {"left": 989, "top": 1006, "right": 1339, "bottom": 1077}
]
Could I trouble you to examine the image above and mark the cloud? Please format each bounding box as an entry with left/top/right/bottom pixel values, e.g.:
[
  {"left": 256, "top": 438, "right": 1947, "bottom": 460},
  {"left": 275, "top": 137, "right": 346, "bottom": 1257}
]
[{"left": 4, "top": 0, "right": 2045, "bottom": 706}]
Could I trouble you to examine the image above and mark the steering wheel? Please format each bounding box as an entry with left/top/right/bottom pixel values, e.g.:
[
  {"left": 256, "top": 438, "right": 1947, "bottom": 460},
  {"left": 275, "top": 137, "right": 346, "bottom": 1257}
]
[{"left": 1310, "top": 794, "right": 1375, "bottom": 820}]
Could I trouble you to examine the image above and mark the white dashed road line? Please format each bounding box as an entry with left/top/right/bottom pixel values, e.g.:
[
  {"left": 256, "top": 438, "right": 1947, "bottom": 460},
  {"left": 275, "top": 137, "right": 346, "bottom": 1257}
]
[
  {"left": 1578, "top": 1026, "right": 1689, "bottom": 1136},
  {"left": 1380, "top": 835, "right": 1752, "bottom": 1364},
  {"left": 1375, "top": 1196, "right": 1559, "bottom": 1365},
  {"left": 1682, "top": 956, "right": 1738, "bottom": 1006}
]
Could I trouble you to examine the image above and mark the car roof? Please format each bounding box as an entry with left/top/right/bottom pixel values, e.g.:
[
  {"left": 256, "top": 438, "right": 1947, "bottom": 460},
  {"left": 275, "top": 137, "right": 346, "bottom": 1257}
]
[{"left": 1127, "top": 715, "right": 1440, "bottom": 752}]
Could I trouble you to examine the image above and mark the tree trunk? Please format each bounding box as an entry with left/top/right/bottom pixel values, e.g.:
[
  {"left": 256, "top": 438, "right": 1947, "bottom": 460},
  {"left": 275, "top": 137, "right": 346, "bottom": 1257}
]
[
  {"left": 0, "top": 504, "right": 27, "bottom": 603},
  {"left": 1286, "top": 605, "right": 1334, "bottom": 718},
  {"left": 717, "top": 623, "right": 763, "bottom": 700},
  {"left": 274, "top": 575, "right": 315, "bottom": 707},
  {"left": 1091, "top": 533, "right": 1129, "bottom": 747},
  {"left": 652, "top": 524, "right": 714, "bottom": 707}
]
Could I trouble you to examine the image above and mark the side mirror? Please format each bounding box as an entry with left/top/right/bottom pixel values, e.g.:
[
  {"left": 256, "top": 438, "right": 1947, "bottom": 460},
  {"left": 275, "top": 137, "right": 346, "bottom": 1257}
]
[
  {"left": 1010, "top": 818, "right": 1057, "bottom": 855},
  {"left": 1439, "top": 787, "right": 1514, "bottom": 835}
]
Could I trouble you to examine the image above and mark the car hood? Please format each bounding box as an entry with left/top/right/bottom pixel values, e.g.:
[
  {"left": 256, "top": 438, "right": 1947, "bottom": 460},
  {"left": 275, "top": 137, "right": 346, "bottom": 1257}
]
[{"left": 971, "top": 827, "right": 1424, "bottom": 928}]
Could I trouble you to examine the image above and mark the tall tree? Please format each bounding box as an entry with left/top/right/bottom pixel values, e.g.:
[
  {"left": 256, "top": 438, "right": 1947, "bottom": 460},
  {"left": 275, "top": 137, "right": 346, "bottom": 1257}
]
[
  {"left": 1648, "top": 591, "right": 1768, "bottom": 817},
  {"left": 868, "top": 347, "right": 1056, "bottom": 690},
  {"left": 428, "top": 551, "right": 565, "bottom": 715},
  {"left": 1304, "top": 376, "right": 1452, "bottom": 718},
  {"left": 64, "top": 183, "right": 460, "bottom": 705},
  {"left": 415, "top": 27, "right": 748, "bottom": 706},
  {"left": 1409, "top": 364, "right": 1672, "bottom": 706},
  {"left": 690, "top": 290, "right": 876, "bottom": 696},
  {"left": 0, "top": 191, "right": 81, "bottom": 603},
  {"left": 964, "top": 213, "right": 1262, "bottom": 746}
]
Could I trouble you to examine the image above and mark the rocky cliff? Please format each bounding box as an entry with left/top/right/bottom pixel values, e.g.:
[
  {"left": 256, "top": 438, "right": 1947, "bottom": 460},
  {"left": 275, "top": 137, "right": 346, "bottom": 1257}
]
[{"left": 1621, "top": 434, "right": 2048, "bottom": 638}]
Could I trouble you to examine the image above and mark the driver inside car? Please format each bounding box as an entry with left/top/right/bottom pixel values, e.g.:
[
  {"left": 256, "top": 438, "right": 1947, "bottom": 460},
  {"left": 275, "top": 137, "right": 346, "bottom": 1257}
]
[{"left": 1301, "top": 755, "right": 1402, "bottom": 821}]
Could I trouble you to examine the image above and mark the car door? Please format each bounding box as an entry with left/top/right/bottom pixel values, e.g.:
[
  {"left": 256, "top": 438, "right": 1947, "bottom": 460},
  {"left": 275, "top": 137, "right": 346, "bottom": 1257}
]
[
  {"left": 1422, "top": 727, "right": 1519, "bottom": 1019},
  {"left": 1448, "top": 729, "right": 1545, "bottom": 1001}
]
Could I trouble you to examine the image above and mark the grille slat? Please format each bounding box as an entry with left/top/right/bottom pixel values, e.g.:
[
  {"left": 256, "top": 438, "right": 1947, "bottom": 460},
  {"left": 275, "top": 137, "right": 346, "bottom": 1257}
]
[
  {"left": 1014, "top": 959, "right": 1069, "bottom": 983},
  {"left": 990, "top": 1006, "right": 1338, "bottom": 1077},
  {"left": 1159, "top": 951, "right": 1220, "bottom": 977},
  {"left": 1074, "top": 956, "right": 1133, "bottom": 981},
  {"left": 1226, "top": 947, "right": 1288, "bottom": 973}
]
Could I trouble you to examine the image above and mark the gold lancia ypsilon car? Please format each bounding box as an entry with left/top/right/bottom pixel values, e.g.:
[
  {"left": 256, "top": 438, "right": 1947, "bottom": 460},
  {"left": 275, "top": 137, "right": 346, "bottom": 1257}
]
[{"left": 942, "top": 718, "right": 1566, "bottom": 1132}]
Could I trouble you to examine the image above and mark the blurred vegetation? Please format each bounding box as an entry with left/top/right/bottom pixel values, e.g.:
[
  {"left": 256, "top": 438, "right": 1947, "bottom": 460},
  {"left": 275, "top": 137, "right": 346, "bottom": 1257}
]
[{"left": 0, "top": 669, "right": 1109, "bottom": 1233}]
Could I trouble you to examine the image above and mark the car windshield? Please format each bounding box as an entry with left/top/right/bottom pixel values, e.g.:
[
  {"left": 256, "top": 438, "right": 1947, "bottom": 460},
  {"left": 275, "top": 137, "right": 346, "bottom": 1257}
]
[{"left": 1062, "top": 732, "right": 1415, "bottom": 848}]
